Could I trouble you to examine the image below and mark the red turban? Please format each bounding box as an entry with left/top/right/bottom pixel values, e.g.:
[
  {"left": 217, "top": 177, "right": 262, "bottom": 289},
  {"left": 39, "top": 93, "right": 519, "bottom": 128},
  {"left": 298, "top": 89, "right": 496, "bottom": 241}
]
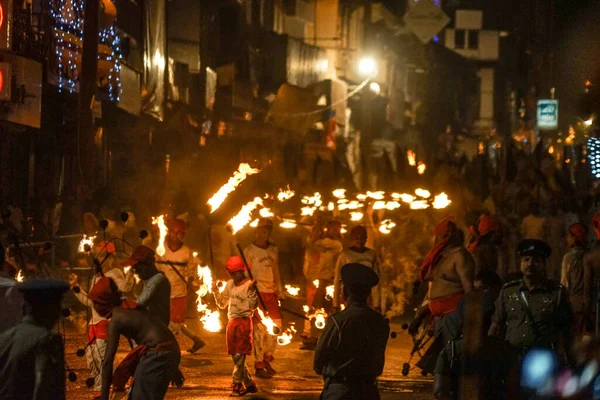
[
  {"left": 478, "top": 215, "right": 500, "bottom": 237},
  {"left": 433, "top": 216, "right": 455, "bottom": 236},
  {"left": 226, "top": 256, "right": 249, "bottom": 273},
  {"left": 167, "top": 219, "right": 187, "bottom": 233},
  {"left": 421, "top": 216, "right": 456, "bottom": 281},
  {"left": 569, "top": 223, "right": 588, "bottom": 247}
]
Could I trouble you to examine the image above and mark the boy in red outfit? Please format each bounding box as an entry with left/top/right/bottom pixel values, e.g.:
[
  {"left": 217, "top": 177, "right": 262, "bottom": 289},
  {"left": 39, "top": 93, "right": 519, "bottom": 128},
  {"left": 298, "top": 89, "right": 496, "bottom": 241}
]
[{"left": 214, "top": 256, "right": 259, "bottom": 396}]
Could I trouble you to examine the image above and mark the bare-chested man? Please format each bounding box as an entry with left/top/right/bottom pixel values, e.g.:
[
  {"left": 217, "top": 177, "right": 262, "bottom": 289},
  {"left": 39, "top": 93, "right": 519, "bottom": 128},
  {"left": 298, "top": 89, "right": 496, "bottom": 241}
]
[
  {"left": 408, "top": 216, "right": 474, "bottom": 373},
  {"left": 583, "top": 215, "right": 600, "bottom": 333},
  {"left": 89, "top": 277, "right": 182, "bottom": 400}
]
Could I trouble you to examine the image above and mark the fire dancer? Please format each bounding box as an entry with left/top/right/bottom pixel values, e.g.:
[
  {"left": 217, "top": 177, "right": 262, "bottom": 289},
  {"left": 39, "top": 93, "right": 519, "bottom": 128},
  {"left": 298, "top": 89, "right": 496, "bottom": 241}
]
[
  {"left": 156, "top": 219, "right": 205, "bottom": 353},
  {"left": 409, "top": 216, "right": 474, "bottom": 373},
  {"left": 0, "top": 279, "right": 69, "bottom": 400},
  {"left": 69, "top": 241, "right": 135, "bottom": 392},
  {"left": 213, "top": 256, "right": 259, "bottom": 396},
  {"left": 302, "top": 220, "right": 343, "bottom": 350},
  {"left": 333, "top": 225, "right": 380, "bottom": 313},
  {"left": 468, "top": 214, "right": 502, "bottom": 276},
  {"left": 243, "top": 218, "right": 284, "bottom": 378},
  {"left": 123, "top": 245, "right": 171, "bottom": 326},
  {"left": 314, "top": 263, "right": 389, "bottom": 399},
  {"left": 90, "top": 277, "right": 182, "bottom": 400},
  {"left": 561, "top": 223, "right": 588, "bottom": 335},
  {"left": 489, "top": 239, "right": 574, "bottom": 366}
]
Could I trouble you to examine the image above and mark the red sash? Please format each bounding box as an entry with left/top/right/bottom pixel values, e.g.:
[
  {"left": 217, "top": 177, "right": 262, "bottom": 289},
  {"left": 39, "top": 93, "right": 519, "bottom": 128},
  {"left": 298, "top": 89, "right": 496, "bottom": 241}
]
[{"left": 428, "top": 292, "right": 463, "bottom": 317}]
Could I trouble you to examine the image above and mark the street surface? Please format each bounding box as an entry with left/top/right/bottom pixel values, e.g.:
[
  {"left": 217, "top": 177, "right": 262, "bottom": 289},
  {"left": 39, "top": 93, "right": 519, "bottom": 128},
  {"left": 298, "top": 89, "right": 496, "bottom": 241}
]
[{"left": 64, "top": 316, "right": 432, "bottom": 400}]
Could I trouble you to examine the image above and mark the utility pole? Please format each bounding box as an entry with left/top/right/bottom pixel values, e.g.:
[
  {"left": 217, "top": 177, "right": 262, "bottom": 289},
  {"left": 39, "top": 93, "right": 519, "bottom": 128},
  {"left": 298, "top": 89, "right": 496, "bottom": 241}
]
[
  {"left": 77, "top": 0, "right": 99, "bottom": 190},
  {"left": 361, "top": 0, "right": 372, "bottom": 189}
]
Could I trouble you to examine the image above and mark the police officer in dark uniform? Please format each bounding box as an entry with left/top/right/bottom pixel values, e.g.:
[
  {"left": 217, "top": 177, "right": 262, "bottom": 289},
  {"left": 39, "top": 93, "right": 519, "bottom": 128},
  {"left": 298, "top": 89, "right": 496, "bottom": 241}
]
[
  {"left": 488, "top": 239, "right": 575, "bottom": 364},
  {"left": 314, "top": 263, "right": 390, "bottom": 400},
  {"left": 0, "top": 279, "right": 69, "bottom": 400}
]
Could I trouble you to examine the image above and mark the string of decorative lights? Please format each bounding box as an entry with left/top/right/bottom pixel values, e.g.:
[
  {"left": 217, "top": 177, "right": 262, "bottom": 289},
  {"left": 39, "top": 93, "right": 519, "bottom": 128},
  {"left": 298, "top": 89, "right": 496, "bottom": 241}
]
[
  {"left": 49, "top": 0, "right": 121, "bottom": 101},
  {"left": 588, "top": 137, "right": 600, "bottom": 179}
]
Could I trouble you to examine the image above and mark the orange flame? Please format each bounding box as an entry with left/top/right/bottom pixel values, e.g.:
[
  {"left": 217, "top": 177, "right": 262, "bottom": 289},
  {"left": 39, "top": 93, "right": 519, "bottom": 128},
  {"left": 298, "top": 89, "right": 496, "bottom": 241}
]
[
  {"left": 16, "top": 269, "right": 24, "bottom": 282},
  {"left": 417, "top": 162, "right": 426, "bottom": 175},
  {"left": 407, "top": 150, "right": 416, "bottom": 166},
  {"left": 279, "top": 219, "right": 297, "bottom": 229},
  {"left": 432, "top": 192, "right": 451, "bottom": 209},
  {"left": 78, "top": 234, "right": 96, "bottom": 253},
  {"left": 256, "top": 307, "right": 279, "bottom": 335},
  {"left": 228, "top": 197, "right": 263, "bottom": 234},
  {"left": 151, "top": 215, "right": 168, "bottom": 257},
  {"left": 195, "top": 265, "right": 222, "bottom": 332},
  {"left": 379, "top": 219, "right": 396, "bottom": 234},
  {"left": 207, "top": 163, "right": 260, "bottom": 213},
  {"left": 277, "top": 325, "right": 297, "bottom": 346},
  {"left": 277, "top": 187, "right": 295, "bottom": 202},
  {"left": 285, "top": 285, "right": 300, "bottom": 296}
]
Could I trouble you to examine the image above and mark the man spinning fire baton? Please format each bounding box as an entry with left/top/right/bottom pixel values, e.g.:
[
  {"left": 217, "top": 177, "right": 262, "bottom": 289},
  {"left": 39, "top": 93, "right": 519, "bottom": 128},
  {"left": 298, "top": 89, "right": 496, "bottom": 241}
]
[
  {"left": 408, "top": 216, "right": 475, "bottom": 374},
  {"left": 156, "top": 219, "right": 205, "bottom": 353},
  {"left": 243, "top": 218, "right": 284, "bottom": 378}
]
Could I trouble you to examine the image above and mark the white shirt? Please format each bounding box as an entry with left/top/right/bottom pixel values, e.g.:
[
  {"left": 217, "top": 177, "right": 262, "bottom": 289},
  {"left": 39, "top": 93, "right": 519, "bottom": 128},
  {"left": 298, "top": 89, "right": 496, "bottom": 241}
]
[
  {"left": 157, "top": 244, "right": 194, "bottom": 299},
  {"left": 333, "top": 247, "right": 380, "bottom": 308},
  {"left": 214, "top": 279, "right": 258, "bottom": 319},
  {"left": 243, "top": 243, "right": 283, "bottom": 296}
]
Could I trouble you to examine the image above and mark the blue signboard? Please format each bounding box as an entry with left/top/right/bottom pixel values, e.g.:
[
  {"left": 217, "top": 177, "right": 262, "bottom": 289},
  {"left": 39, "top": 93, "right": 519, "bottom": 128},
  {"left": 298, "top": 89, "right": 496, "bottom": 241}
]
[{"left": 537, "top": 100, "right": 558, "bottom": 130}]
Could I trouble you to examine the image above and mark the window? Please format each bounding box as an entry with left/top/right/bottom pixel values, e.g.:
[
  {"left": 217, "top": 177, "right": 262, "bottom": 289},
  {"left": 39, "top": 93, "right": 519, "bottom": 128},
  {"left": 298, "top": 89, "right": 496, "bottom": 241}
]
[
  {"left": 454, "top": 29, "right": 465, "bottom": 49},
  {"left": 468, "top": 30, "right": 479, "bottom": 49}
]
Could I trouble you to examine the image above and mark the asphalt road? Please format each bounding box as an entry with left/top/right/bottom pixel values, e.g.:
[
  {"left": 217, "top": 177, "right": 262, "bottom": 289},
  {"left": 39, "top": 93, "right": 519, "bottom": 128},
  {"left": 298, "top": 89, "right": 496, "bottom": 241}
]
[{"left": 64, "top": 316, "right": 432, "bottom": 400}]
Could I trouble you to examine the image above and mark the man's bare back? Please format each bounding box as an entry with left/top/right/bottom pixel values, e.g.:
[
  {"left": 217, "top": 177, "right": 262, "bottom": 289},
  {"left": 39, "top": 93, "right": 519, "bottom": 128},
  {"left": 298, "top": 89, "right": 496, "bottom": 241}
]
[
  {"left": 101, "top": 307, "right": 179, "bottom": 400},
  {"left": 428, "top": 246, "right": 475, "bottom": 300}
]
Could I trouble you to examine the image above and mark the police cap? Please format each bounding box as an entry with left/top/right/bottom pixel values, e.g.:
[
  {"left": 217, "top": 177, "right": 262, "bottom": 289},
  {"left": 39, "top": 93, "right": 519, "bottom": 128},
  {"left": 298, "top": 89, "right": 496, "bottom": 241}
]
[
  {"left": 17, "top": 279, "right": 69, "bottom": 303},
  {"left": 518, "top": 239, "right": 552, "bottom": 258},
  {"left": 341, "top": 263, "right": 379, "bottom": 288}
]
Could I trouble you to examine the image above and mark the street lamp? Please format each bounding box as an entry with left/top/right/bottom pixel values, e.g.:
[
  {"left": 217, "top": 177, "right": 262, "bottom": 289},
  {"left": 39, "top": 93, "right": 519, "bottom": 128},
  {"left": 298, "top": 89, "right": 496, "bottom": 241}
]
[{"left": 358, "top": 57, "right": 377, "bottom": 76}]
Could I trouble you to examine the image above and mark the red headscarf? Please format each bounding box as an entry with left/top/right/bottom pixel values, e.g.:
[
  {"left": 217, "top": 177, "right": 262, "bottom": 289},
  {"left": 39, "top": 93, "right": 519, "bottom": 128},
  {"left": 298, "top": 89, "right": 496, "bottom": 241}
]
[
  {"left": 569, "top": 223, "right": 588, "bottom": 248},
  {"left": 88, "top": 277, "right": 135, "bottom": 318},
  {"left": 226, "top": 256, "right": 249, "bottom": 273},
  {"left": 478, "top": 214, "right": 500, "bottom": 237},
  {"left": 420, "top": 216, "right": 456, "bottom": 281},
  {"left": 469, "top": 214, "right": 500, "bottom": 252}
]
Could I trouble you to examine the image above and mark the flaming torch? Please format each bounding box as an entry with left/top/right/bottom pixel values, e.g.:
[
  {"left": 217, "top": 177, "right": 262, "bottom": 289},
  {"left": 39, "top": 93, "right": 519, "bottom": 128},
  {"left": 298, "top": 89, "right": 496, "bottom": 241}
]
[
  {"left": 277, "top": 187, "right": 295, "bottom": 202},
  {"left": 195, "top": 264, "right": 222, "bottom": 332},
  {"left": 207, "top": 163, "right": 260, "bottom": 213},
  {"left": 433, "top": 192, "right": 452, "bottom": 209},
  {"left": 228, "top": 197, "right": 263, "bottom": 234},
  {"left": 78, "top": 235, "right": 96, "bottom": 253},
  {"left": 277, "top": 325, "right": 297, "bottom": 346},
  {"left": 151, "top": 215, "right": 168, "bottom": 257},
  {"left": 279, "top": 219, "right": 298, "bottom": 229},
  {"left": 379, "top": 219, "right": 397, "bottom": 234},
  {"left": 407, "top": 150, "right": 417, "bottom": 166},
  {"left": 285, "top": 285, "right": 301, "bottom": 297},
  {"left": 16, "top": 269, "right": 24, "bottom": 282},
  {"left": 417, "top": 162, "right": 426, "bottom": 175},
  {"left": 313, "top": 309, "right": 327, "bottom": 330},
  {"left": 325, "top": 285, "right": 334, "bottom": 301}
]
